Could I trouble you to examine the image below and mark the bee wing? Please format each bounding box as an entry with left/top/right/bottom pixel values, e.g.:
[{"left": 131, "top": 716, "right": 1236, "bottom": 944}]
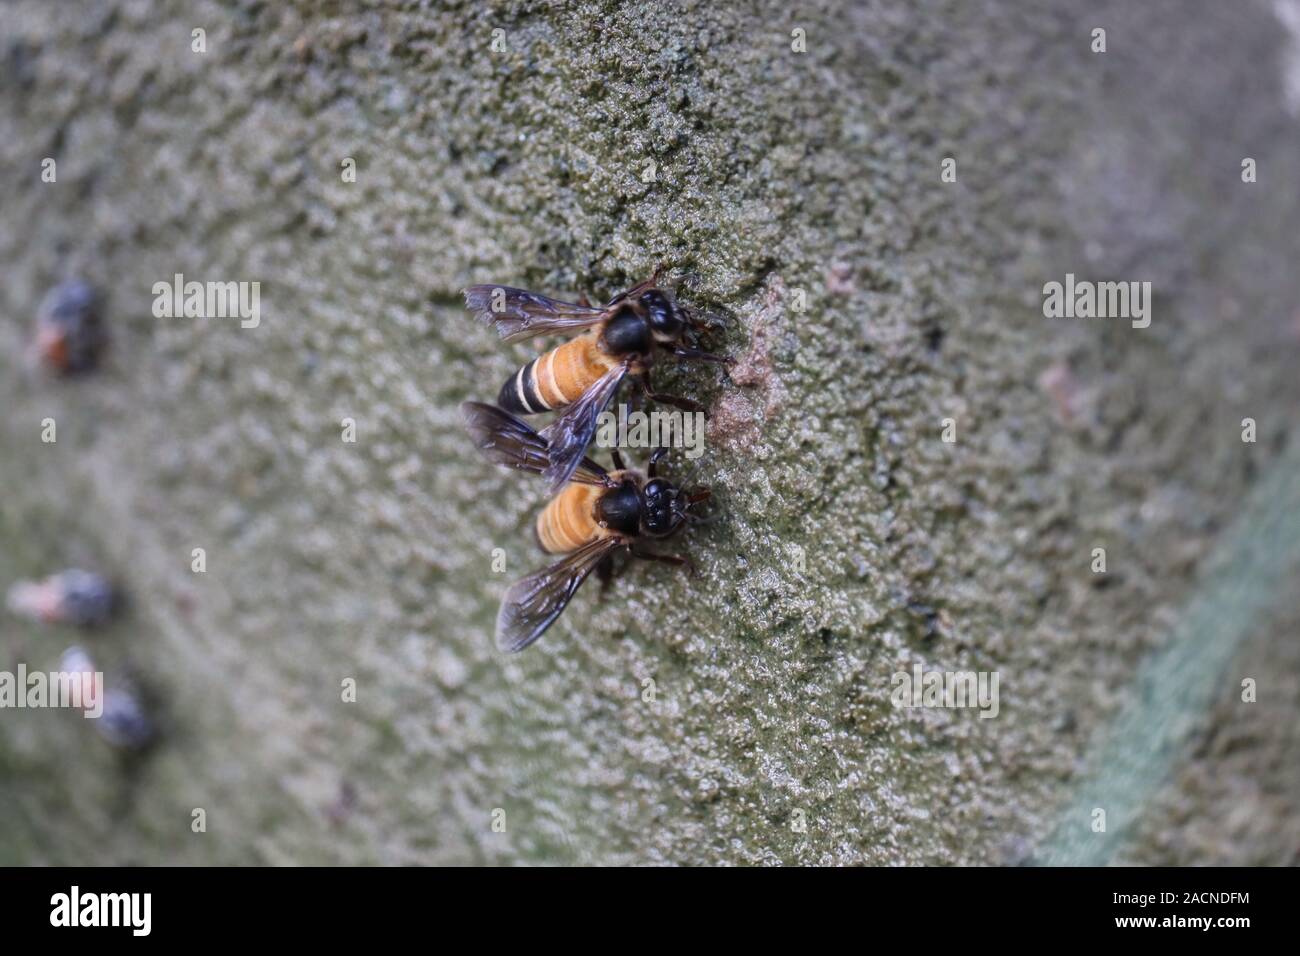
[
  {"left": 496, "top": 536, "right": 623, "bottom": 653},
  {"left": 464, "top": 286, "right": 609, "bottom": 343},
  {"left": 539, "top": 360, "right": 630, "bottom": 495},
  {"left": 460, "top": 401, "right": 609, "bottom": 486}
]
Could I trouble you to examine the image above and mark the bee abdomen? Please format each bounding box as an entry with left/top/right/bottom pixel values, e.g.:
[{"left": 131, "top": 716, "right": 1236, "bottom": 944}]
[
  {"left": 498, "top": 357, "right": 546, "bottom": 414},
  {"left": 499, "top": 335, "right": 609, "bottom": 416},
  {"left": 537, "top": 484, "right": 604, "bottom": 554}
]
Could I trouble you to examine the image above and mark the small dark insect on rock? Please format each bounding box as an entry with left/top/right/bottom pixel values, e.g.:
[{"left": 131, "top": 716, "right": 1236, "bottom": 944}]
[
  {"left": 324, "top": 780, "right": 359, "bottom": 827},
  {"left": 97, "top": 687, "right": 155, "bottom": 749},
  {"left": 6, "top": 569, "right": 117, "bottom": 627},
  {"left": 34, "top": 279, "right": 108, "bottom": 375},
  {"left": 59, "top": 646, "right": 155, "bottom": 750}
]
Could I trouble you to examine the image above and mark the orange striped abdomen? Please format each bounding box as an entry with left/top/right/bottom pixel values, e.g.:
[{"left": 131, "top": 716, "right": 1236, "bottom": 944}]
[
  {"left": 498, "top": 331, "right": 618, "bottom": 415},
  {"left": 537, "top": 483, "right": 609, "bottom": 554}
]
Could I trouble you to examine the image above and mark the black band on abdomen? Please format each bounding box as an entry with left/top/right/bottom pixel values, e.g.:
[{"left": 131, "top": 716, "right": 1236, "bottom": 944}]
[{"left": 498, "top": 358, "right": 546, "bottom": 415}]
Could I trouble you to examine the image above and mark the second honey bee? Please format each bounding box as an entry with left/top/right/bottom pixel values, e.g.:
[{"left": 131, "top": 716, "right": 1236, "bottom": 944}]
[
  {"left": 33, "top": 280, "right": 108, "bottom": 376},
  {"left": 463, "top": 269, "right": 730, "bottom": 492},
  {"left": 462, "top": 401, "right": 710, "bottom": 652}
]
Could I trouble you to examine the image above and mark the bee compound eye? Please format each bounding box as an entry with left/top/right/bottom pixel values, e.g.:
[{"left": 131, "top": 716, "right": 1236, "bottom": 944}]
[{"left": 643, "top": 479, "right": 671, "bottom": 502}]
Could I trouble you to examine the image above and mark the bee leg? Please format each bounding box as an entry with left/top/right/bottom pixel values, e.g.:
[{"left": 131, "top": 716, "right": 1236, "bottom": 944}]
[
  {"left": 688, "top": 511, "right": 723, "bottom": 527},
  {"left": 681, "top": 307, "right": 729, "bottom": 341},
  {"left": 693, "top": 310, "right": 730, "bottom": 333},
  {"left": 649, "top": 391, "right": 703, "bottom": 414},
  {"left": 667, "top": 345, "right": 734, "bottom": 366},
  {"left": 596, "top": 554, "right": 617, "bottom": 596},
  {"left": 634, "top": 370, "right": 704, "bottom": 415},
  {"left": 629, "top": 547, "right": 696, "bottom": 577},
  {"left": 647, "top": 446, "right": 669, "bottom": 477}
]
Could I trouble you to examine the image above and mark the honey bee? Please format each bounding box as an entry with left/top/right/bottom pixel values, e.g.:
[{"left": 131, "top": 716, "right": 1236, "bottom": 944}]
[
  {"left": 463, "top": 269, "right": 730, "bottom": 493},
  {"left": 33, "top": 280, "right": 107, "bottom": 375},
  {"left": 59, "top": 646, "right": 155, "bottom": 749},
  {"left": 6, "top": 569, "right": 116, "bottom": 628},
  {"left": 462, "top": 401, "right": 711, "bottom": 652}
]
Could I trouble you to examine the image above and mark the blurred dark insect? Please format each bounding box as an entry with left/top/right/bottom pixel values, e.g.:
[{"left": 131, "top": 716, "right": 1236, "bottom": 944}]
[
  {"left": 323, "top": 780, "right": 359, "bottom": 827},
  {"left": 58, "top": 645, "right": 101, "bottom": 712},
  {"left": 6, "top": 569, "right": 117, "bottom": 627},
  {"left": 34, "top": 279, "right": 108, "bottom": 375},
  {"left": 97, "top": 687, "right": 155, "bottom": 749},
  {"left": 59, "top": 646, "right": 156, "bottom": 750}
]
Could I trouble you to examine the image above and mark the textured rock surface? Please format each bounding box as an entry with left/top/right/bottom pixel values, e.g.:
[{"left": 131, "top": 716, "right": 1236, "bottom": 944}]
[{"left": 2, "top": 0, "right": 1298, "bottom": 865}]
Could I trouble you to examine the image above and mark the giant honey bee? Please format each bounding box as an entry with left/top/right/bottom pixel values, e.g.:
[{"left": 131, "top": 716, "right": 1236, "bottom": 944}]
[
  {"left": 33, "top": 280, "right": 107, "bottom": 376},
  {"left": 463, "top": 270, "right": 730, "bottom": 493},
  {"left": 462, "top": 401, "right": 710, "bottom": 652},
  {"left": 6, "top": 569, "right": 117, "bottom": 628}
]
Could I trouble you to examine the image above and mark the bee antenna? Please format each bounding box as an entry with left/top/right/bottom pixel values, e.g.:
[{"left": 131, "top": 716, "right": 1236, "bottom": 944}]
[{"left": 676, "top": 462, "right": 703, "bottom": 490}]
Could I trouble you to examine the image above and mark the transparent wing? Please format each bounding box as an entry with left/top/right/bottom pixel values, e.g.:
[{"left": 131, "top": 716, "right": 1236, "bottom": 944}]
[
  {"left": 539, "top": 361, "right": 629, "bottom": 494},
  {"left": 463, "top": 285, "right": 609, "bottom": 343},
  {"left": 496, "top": 536, "right": 623, "bottom": 653},
  {"left": 460, "top": 401, "right": 608, "bottom": 486}
]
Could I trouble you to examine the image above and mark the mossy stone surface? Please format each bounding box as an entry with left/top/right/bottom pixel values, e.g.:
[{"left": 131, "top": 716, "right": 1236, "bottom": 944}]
[{"left": 2, "top": 0, "right": 1298, "bottom": 864}]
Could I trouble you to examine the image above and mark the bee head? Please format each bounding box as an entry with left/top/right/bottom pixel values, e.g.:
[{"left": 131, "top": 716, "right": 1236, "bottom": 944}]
[
  {"left": 639, "top": 476, "right": 712, "bottom": 537},
  {"left": 639, "top": 289, "right": 685, "bottom": 343},
  {"left": 639, "top": 477, "right": 683, "bottom": 537}
]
